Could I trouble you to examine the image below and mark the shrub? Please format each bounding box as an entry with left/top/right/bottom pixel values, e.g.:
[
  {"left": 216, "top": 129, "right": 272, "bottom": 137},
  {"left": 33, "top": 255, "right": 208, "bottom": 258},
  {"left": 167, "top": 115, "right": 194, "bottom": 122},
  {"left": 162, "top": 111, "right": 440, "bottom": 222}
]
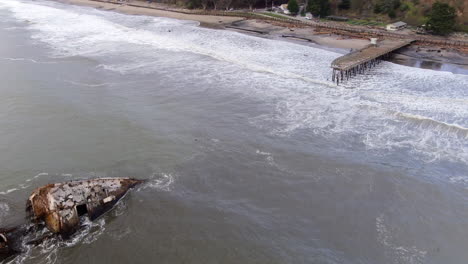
[
  {"left": 288, "top": 0, "right": 300, "bottom": 15},
  {"left": 426, "top": 2, "right": 456, "bottom": 35},
  {"left": 400, "top": 3, "right": 409, "bottom": 12},
  {"left": 307, "top": 0, "right": 330, "bottom": 17}
]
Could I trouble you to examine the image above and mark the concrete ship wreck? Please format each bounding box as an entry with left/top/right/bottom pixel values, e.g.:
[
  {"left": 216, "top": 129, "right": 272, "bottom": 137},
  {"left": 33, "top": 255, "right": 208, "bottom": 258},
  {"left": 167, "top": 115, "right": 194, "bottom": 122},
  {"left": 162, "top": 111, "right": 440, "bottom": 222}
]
[{"left": 0, "top": 177, "right": 144, "bottom": 261}]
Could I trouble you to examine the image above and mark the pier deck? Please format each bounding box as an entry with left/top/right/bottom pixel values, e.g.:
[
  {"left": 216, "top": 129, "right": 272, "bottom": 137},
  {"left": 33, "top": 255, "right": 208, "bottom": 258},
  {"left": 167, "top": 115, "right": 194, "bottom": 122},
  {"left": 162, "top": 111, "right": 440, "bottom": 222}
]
[{"left": 330, "top": 39, "right": 414, "bottom": 84}]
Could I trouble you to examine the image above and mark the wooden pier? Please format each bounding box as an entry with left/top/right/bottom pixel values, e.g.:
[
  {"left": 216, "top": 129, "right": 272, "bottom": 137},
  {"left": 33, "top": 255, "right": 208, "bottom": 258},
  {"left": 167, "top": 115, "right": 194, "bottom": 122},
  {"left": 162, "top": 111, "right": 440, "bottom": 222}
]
[{"left": 331, "top": 39, "right": 415, "bottom": 85}]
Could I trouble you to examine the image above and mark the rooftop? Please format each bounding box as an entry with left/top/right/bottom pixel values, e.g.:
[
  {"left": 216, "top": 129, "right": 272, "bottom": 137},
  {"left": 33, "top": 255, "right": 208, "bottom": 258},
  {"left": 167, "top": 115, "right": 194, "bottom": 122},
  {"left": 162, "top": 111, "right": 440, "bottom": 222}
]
[{"left": 390, "top": 21, "right": 407, "bottom": 27}]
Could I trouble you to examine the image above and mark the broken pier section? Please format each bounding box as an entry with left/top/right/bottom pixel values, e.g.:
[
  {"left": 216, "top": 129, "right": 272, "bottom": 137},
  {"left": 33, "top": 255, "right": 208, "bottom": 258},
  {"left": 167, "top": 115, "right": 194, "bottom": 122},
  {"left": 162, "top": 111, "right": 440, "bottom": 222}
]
[{"left": 331, "top": 39, "right": 415, "bottom": 85}]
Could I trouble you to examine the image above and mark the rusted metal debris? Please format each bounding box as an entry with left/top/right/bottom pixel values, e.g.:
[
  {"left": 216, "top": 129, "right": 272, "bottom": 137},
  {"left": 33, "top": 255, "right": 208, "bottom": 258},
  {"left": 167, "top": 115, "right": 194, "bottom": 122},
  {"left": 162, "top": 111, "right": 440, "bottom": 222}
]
[{"left": 1, "top": 177, "right": 143, "bottom": 261}]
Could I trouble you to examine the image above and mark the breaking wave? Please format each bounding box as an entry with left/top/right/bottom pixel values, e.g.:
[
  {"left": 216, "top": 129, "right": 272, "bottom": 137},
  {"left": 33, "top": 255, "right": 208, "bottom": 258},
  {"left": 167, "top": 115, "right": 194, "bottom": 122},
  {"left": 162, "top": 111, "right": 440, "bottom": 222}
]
[
  {"left": 0, "top": 0, "right": 467, "bottom": 167},
  {"left": 0, "top": 0, "right": 336, "bottom": 82},
  {"left": 393, "top": 111, "right": 468, "bottom": 139}
]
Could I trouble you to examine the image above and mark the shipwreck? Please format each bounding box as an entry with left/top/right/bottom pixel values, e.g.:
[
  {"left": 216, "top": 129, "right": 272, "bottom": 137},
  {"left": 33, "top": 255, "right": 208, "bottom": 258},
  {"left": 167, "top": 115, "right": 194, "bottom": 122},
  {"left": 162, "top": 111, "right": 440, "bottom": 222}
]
[{"left": 1, "top": 177, "right": 143, "bottom": 261}]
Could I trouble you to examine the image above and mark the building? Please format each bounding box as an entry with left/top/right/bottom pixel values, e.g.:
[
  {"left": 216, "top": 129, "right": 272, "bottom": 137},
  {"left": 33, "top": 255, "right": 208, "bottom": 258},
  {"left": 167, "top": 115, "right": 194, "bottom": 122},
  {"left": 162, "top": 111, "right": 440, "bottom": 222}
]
[
  {"left": 279, "top": 4, "right": 290, "bottom": 15},
  {"left": 386, "top": 21, "right": 407, "bottom": 31}
]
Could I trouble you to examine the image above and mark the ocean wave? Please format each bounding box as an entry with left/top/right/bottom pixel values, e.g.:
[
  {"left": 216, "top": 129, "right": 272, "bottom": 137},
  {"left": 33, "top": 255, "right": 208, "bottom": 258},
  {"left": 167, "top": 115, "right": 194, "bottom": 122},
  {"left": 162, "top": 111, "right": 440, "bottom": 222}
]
[
  {"left": 393, "top": 111, "right": 468, "bottom": 139},
  {"left": 1, "top": 0, "right": 467, "bottom": 167},
  {"left": 0, "top": 0, "right": 338, "bottom": 85},
  {"left": 0, "top": 188, "right": 19, "bottom": 195},
  {"left": 1, "top": 172, "right": 72, "bottom": 196},
  {"left": 0, "top": 57, "right": 57, "bottom": 64}
]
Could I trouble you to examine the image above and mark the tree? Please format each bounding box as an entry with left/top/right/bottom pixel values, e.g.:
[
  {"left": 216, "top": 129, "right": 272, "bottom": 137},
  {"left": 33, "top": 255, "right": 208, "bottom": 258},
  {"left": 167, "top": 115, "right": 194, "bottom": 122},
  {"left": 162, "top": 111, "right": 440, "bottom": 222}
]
[
  {"left": 219, "top": 0, "right": 233, "bottom": 10},
  {"left": 212, "top": 0, "right": 219, "bottom": 9},
  {"left": 373, "top": 0, "right": 399, "bottom": 15},
  {"left": 338, "top": 0, "right": 350, "bottom": 10},
  {"left": 307, "top": 0, "right": 320, "bottom": 16},
  {"left": 244, "top": 0, "right": 257, "bottom": 10},
  {"left": 307, "top": 0, "right": 330, "bottom": 17},
  {"left": 426, "top": 2, "right": 456, "bottom": 35},
  {"left": 288, "top": 0, "right": 300, "bottom": 15},
  {"left": 200, "top": 0, "right": 210, "bottom": 9}
]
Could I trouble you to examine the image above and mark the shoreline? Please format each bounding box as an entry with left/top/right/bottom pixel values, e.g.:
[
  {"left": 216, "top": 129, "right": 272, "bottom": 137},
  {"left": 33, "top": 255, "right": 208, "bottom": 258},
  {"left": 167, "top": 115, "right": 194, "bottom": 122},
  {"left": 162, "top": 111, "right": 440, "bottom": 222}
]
[{"left": 59, "top": 0, "right": 468, "bottom": 74}]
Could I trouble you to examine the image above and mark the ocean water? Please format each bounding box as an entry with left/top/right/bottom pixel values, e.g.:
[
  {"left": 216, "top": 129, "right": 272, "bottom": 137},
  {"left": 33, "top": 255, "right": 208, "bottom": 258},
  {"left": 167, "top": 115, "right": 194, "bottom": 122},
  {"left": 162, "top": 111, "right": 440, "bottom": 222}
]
[{"left": 0, "top": 0, "right": 467, "bottom": 263}]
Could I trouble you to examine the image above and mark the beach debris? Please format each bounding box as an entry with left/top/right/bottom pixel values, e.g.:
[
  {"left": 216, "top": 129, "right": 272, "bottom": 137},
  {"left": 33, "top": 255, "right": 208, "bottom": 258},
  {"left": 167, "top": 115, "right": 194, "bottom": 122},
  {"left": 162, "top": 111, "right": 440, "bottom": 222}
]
[
  {"left": 26, "top": 178, "right": 143, "bottom": 236},
  {"left": 0, "top": 178, "right": 143, "bottom": 261}
]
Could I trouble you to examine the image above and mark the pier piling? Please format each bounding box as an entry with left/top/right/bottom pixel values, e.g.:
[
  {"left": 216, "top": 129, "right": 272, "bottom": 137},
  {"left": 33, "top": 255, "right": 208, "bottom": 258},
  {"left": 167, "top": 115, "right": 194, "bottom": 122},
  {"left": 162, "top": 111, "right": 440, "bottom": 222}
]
[{"left": 330, "top": 39, "right": 414, "bottom": 85}]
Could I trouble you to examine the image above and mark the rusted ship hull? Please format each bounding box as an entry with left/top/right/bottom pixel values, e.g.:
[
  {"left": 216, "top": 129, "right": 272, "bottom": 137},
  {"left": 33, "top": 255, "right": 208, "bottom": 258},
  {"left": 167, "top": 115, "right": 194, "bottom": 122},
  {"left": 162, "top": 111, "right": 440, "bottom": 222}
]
[
  {"left": 1, "top": 177, "right": 143, "bottom": 261},
  {"left": 26, "top": 178, "right": 143, "bottom": 236}
]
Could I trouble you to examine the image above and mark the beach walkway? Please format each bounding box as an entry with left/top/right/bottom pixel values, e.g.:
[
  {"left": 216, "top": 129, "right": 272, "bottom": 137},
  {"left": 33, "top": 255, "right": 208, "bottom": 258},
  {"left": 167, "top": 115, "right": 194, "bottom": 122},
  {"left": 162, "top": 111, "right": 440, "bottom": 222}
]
[{"left": 331, "top": 39, "right": 415, "bottom": 84}]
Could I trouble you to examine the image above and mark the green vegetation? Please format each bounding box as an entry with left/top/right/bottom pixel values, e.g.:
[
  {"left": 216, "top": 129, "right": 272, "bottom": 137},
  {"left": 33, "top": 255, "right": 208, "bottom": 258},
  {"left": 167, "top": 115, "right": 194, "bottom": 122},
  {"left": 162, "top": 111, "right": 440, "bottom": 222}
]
[
  {"left": 454, "top": 24, "right": 468, "bottom": 33},
  {"left": 174, "top": 0, "right": 466, "bottom": 34},
  {"left": 374, "top": 0, "right": 401, "bottom": 18},
  {"left": 307, "top": 0, "right": 330, "bottom": 17},
  {"left": 262, "top": 12, "right": 292, "bottom": 19},
  {"left": 426, "top": 2, "right": 456, "bottom": 35},
  {"left": 347, "top": 19, "right": 385, "bottom": 26},
  {"left": 399, "top": 1, "right": 426, "bottom": 25},
  {"left": 287, "top": 0, "right": 300, "bottom": 15}
]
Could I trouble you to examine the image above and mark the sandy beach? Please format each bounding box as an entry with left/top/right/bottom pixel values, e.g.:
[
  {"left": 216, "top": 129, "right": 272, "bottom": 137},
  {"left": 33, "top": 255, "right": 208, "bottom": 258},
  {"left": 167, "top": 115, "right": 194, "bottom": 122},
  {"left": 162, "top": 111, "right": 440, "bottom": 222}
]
[{"left": 63, "top": 0, "right": 244, "bottom": 28}]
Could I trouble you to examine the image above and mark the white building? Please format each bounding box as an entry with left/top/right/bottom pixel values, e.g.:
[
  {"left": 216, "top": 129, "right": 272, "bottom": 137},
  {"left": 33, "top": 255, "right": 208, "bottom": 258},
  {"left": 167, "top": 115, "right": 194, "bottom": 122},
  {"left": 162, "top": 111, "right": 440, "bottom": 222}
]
[
  {"left": 386, "top": 21, "right": 407, "bottom": 31},
  {"left": 280, "top": 4, "right": 290, "bottom": 15}
]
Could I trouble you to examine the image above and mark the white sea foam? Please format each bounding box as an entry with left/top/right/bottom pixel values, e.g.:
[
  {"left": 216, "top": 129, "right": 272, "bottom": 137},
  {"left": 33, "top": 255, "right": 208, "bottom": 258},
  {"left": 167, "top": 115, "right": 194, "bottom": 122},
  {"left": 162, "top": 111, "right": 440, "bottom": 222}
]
[
  {"left": 5, "top": 217, "right": 108, "bottom": 264},
  {"left": 1, "top": 172, "right": 52, "bottom": 195},
  {"left": 25, "top": 172, "right": 49, "bottom": 182},
  {"left": 0, "top": 57, "right": 57, "bottom": 64},
  {"left": 138, "top": 173, "right": 175, "bottom": 192},
  {"left": 0, "top": 0, "right": 467, "bottom": 167},
  {"left": 0, "top": 188, "right": 18, "bottom": 195},
  {"left": 0, "top": 202, "right": 10, "bottom": 220},
  {"left": 256, "top": 150, "right": 276, "bottom": 166}
]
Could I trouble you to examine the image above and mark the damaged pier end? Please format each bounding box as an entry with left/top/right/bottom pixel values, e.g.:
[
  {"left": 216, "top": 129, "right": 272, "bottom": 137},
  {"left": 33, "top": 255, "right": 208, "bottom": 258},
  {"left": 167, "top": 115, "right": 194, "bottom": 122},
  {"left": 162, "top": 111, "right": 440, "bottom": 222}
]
[
  {"left": 331, "top": 38, "right": 414, "bottom": 85},
  {"left": 26, "top": 178, "right": 144, "bottom": 236}
]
